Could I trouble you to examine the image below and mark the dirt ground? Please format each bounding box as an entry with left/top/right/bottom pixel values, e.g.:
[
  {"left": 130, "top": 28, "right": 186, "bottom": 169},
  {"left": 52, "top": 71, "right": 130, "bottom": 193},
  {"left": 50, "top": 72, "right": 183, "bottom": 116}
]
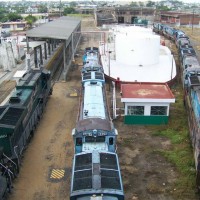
[
  {"left": 0, "top": 80, "right": 16, "bottom": 104},
  {"left": 6, "top": 17, "right": 200, "bottom": 200}
]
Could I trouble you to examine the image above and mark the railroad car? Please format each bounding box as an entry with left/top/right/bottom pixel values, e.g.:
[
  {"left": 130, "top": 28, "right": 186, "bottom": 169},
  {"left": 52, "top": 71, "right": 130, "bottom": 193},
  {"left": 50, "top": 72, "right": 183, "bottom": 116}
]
[
  {"left": 0, "top": 68, "right": 52, "bottom": 193},
  {"left": 70, "top": 47, "right": 124, "bottom": 199},
  {"left": 153, "top": 24, "right": 200, "bottom": 190},
  {"left": 163, "top": 26, "right": 176, "bottom": 41},
  {"left": 82, "top": 47, "right": 100, "bottom": 65},
  {"left": 174, "top": 30, "right": 186, "bottom": 42},
  {"left": 178, "top": 44, "right": 194, "bottom": 55},
  {"left": 73, "top": 48, "right": 118, "bottom": 154},
  {"left": 153, "top": 23, "right": 165, "bottom": 34},
  {"left": 182, "top": 55, "right": 199, "bottom": 71},
  {"left": 176, "top": 36, "right": 190, "bottom": 48}
]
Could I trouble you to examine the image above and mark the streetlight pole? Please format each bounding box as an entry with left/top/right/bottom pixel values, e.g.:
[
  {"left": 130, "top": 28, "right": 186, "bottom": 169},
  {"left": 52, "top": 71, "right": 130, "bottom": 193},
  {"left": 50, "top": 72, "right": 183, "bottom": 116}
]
[
  {"left": 59, "top": 0, "right": 62, "bottom": 17},
  {"left": 108, "top": 50, "right": 112, "bottom": 91},
  {"left": 108, "top": 51, "right": 111, "bottom": 77},
  {"left": 192, "top": 9, "right": 194, "bottom": 34},
  {"left": 171, "top": 54, "right": 174, "bottom": 80}
]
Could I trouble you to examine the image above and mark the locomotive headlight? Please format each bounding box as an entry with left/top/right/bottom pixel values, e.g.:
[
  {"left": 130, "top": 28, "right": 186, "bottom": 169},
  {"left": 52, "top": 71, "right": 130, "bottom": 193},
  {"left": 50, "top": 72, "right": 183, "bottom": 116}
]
[{"left": 93, "top": 129, "right": 97, "bottom": 137}]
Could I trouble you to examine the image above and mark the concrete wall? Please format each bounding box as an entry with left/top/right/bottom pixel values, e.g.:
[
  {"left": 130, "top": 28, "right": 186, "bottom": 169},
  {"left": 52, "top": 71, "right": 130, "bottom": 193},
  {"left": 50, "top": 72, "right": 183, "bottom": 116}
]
[{"left": 0, "top": 41, "right": 17, "bottom": 71}]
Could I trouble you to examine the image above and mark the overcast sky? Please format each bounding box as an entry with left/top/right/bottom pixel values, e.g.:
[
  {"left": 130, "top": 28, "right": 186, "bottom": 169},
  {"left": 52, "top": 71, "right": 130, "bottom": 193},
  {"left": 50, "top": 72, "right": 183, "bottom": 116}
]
[{"left": 0, "top": 0, "right": 199, "bottom": 3}]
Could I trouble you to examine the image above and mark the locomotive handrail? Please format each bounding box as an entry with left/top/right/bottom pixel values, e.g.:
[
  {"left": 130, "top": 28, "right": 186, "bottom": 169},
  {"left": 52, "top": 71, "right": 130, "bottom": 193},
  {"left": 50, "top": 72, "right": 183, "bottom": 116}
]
[
  {"left": 2, "top": 153, "right": 17, "bottom": 168},
  {"left": 0, "top": 162, "right": 14, "bottom": 175}
]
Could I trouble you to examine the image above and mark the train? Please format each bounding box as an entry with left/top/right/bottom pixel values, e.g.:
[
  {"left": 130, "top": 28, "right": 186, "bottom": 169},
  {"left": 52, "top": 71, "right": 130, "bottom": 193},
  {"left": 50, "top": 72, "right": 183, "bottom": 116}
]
[
  {"left": 153, "top": 22, "right": 200, "bottom": 190},
  {"left": 70, "top": 47, "right": 124, "bottom": 200},
  {"left": 0, "top": 68, "right": 52, "bottom": 199}
]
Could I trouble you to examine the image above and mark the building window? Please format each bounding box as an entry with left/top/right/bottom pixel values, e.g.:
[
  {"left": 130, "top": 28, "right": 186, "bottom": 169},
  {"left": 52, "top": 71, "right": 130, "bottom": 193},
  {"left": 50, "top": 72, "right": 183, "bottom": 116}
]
[
  {"left": 130, "top": 11, "right": 140, "bottom": 15},
  {"left": 2, "top": 24, "right": 10, "bottom": 28},
  {"left": 127, "top": 106, "right": 144, "bottom": 115},
  {"left": 17, "top": 24, "right": 25, "bottom": 28},
  {"left": 150, "top": 106, "right": 167, "bottom": 116}
]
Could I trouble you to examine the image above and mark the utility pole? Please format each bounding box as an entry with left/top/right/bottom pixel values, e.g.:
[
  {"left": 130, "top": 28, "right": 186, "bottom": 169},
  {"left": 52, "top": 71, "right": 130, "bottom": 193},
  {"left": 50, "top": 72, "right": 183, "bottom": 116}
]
[
  {"left": 59, "top": 0, "right": 61, "bottom": 17},
  {"left": 108, "top": 51, "right": 112, "bottom": 91},
  {"left": 192, "top": 9, "right": 194, "bottom": 34}
]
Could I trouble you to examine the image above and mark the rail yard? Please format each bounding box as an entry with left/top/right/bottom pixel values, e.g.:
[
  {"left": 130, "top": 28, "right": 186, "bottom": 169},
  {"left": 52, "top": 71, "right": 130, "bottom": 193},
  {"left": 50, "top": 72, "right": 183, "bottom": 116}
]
[{"left": 0, "top": 17, "right": 198, "bottom": 200}]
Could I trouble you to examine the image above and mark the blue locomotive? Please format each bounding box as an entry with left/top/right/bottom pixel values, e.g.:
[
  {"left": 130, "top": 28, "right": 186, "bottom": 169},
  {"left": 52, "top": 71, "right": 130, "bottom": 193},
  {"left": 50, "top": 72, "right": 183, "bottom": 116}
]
[
  {"left": 0, "top": 68, "right": 52, "bottom": 197},
  {"left": 73, "top": 47, "right": 117, "bottom": 154},
  {"left": 153, "top": 23, "right": 200, "bottom": 190},
  {"left": 70, "top": 48, "right": 124, "bottom": 200}
]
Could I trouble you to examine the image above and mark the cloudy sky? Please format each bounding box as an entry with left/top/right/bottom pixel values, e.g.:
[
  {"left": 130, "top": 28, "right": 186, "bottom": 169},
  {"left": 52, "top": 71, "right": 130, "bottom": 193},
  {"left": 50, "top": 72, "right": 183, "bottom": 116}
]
[{"left": 0, "top": 0, "right": 199, "bottom": 2}]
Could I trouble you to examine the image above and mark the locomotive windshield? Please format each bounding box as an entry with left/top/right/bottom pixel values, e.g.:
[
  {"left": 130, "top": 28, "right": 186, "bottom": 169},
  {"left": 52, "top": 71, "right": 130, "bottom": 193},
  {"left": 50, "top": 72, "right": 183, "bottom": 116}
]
[
  {"left": 85, "top": 136, "right": 105, "bottom": 143},
  {"left": 76, "top": 196, "right": 118, "bottom": 200}
]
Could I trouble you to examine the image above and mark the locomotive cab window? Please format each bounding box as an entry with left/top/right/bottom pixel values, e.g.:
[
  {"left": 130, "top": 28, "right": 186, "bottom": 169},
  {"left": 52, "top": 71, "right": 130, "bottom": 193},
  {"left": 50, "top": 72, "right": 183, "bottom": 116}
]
[
  {"left": 85, "top": 136, "right": 105, "bottom": 142},
  {"left": 76, "top": 138, "right": 82, "bottom": 146},
  {"left": 109, "top": 137, "right": 114, "bottom": 145}
]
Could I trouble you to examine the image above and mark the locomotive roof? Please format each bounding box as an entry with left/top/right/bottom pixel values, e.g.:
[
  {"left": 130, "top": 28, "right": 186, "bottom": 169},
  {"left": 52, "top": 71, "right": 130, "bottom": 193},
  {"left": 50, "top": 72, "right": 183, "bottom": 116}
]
[
  {"left": 189, "top": 75, "right": 200, "bottom": 86},
  {"left": 8, "top": 89, "right": 32, "bottom": 106},
  {"left": 82, "top": 72, "right": 104, "bottom": 82},
  {"left": 83, "top": 81, "right": 106, "bottom": 119},
  {"left": 0, "top": 106, "right": 25, "bottom": 127},
  {"left": 71, "top": 151, "right": 123, "bottom": 197},
  {"left": 17, "top": 69, "right": 42, "bottom": 88},
  {"left": 76, "top": 118, "right": 112, "bottom": 132},
  {"left": 184, "top": 56, "right": 200, "bottom": 67}
]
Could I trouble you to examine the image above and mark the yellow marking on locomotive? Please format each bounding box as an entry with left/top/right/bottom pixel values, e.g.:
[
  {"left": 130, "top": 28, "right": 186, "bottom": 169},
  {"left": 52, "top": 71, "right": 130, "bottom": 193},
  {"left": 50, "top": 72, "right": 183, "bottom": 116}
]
[
  {"left": 70, "top": 92, "right": 78, "bottom": 97},
  {"left": 50, "top": 169, "right": 65, "bottom": 179}
]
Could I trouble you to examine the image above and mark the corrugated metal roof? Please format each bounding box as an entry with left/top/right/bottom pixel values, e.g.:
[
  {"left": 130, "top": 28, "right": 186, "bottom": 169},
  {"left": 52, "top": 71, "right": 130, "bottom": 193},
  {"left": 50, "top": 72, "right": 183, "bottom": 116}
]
[{"left": 26, "top": 16, "right": 81, "bottom": 40}]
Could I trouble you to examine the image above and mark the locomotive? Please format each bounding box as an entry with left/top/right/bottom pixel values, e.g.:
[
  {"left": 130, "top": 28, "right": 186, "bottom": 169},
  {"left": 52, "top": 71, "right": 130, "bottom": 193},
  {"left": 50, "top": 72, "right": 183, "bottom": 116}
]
[
  {"left": 0, "top": 68, "right": 52, "bottom": 198},
  {"left": 70, "top": 47, "right": 124, "bottom": 200},
  {"left": 153, "top": 22, "right": 200, "bottom": 189}
]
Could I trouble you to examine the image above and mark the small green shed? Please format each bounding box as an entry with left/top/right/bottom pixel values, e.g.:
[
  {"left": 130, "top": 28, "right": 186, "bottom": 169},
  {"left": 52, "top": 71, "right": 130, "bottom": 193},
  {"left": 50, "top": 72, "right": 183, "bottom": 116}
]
[{"left": 121, "top": 82, "right": 175, "bottom": 125}]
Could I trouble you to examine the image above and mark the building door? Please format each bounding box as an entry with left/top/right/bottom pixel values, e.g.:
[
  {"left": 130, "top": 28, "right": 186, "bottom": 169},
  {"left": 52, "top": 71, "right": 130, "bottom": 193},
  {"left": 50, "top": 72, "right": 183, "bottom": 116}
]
[
  {"left": 131, "top": 16, "right": 137, "bottom": 24},
  {"left": 118, "top": 16, "right": 124, "bottom": 23}
]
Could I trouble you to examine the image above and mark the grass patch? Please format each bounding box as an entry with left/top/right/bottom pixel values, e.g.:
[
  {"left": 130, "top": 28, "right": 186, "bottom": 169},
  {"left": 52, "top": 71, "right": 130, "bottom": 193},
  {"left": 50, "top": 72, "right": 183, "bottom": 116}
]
[{"left": 150, "top": 84, "right": 197, "bottom": 198}]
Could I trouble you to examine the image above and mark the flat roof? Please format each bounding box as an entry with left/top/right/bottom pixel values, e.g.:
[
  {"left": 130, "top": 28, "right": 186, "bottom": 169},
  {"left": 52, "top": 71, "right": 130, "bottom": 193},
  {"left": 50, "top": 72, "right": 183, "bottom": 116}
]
[
  {"left": 26, "top": 16, "right": 81, "bottom": 40},
  {"left": 121, "top": 83, "right": 175, "bottom": 103}
]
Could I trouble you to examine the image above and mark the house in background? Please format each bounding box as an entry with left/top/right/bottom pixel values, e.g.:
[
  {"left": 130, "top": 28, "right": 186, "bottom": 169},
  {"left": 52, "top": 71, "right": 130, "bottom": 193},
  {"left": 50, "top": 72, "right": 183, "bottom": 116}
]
[{"left": 1, "top": 21, "right": 27, "bottom": 32}]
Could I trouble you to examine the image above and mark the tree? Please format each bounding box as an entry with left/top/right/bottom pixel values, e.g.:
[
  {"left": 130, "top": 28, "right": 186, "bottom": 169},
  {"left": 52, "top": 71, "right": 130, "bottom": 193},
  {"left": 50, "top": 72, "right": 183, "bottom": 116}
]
[
  {"left": 25, "top": 15, "right": 37, "bottom": 28},
  {"left": 69, "top": 2, "right": 77, "bottom": 7},
  {"left": 138, "top": 1, "right": 144, "bottom": 7},
  {"left": 146, "top": 1, "right": 155, "bottom": 7},
  {"left": 0, "top": 7, "right": 8, "bottom": 22},
  {"left": 130, "top": 1, "right": 138, "bottom": 7},
  {"left": 157, "top": 6, "right": 171, "bottom": 11},
  {"left": 7, "top": 13, "right": 23, "bottom": 22},
  {"left": 63, "top": 7, "right": 77, "bottom": 15},
  {"left": 38, "top": 5, "right": 48, "bottom": 13}
]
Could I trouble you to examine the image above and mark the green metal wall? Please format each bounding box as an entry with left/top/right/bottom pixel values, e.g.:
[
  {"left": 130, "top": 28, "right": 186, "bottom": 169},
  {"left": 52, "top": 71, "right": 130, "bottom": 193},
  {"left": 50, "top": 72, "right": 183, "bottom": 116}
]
[{"left": 124, "top": 115, "right": 169, "bottom": 125}]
